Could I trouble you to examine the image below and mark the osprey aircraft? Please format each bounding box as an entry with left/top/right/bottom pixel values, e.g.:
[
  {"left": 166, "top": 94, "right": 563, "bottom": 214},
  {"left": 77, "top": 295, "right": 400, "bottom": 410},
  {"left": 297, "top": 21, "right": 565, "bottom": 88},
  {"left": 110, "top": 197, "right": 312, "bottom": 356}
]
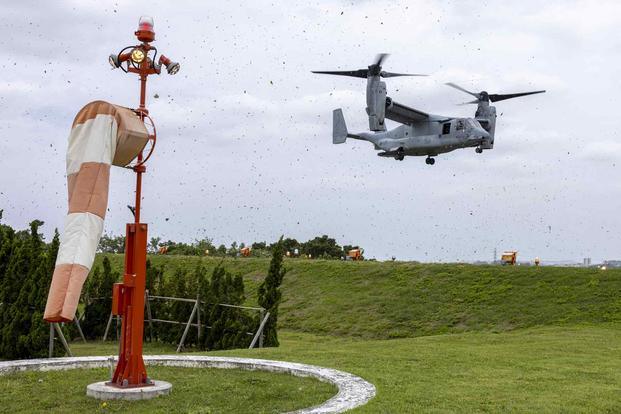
[{"left": 313, "top": 54, "right": 545, "bottom": 164}]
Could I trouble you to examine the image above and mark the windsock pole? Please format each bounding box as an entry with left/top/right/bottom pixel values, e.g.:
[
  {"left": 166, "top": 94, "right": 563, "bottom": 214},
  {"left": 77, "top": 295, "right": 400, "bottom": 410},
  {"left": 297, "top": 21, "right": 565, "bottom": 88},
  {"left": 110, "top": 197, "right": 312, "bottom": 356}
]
[
  {"left": 110, "top": 58, "right": 150, "bottom": 389},
  {"left": 108, "top": 16, "right": 179, "bottom": 388}
]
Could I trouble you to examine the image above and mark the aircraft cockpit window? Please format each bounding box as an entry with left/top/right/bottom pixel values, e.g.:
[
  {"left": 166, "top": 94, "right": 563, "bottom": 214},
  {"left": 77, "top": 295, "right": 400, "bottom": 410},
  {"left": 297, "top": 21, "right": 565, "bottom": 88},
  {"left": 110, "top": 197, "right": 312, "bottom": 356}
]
[
  {"left": 456, "top": 120, "right": 464, "bottom": 130},
  {"left": 442, "top": 123, "right": 451, "bottom": 135}
]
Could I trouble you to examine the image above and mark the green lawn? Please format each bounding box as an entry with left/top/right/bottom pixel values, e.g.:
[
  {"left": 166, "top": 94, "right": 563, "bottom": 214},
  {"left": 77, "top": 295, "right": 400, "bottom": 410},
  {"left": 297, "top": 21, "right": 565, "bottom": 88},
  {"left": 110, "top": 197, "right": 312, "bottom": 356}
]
[
  {"left": 98, "top": 255, "right": 621, "bottom": 340},
  {"left": 34, "top": 256, "right": 620, "bottom": 412},
  {"left": 42, "top": 324, "right": 621, "bottom": 413},
  {"left": 0, "top": 363, "right": 335, "bottom": 414}
]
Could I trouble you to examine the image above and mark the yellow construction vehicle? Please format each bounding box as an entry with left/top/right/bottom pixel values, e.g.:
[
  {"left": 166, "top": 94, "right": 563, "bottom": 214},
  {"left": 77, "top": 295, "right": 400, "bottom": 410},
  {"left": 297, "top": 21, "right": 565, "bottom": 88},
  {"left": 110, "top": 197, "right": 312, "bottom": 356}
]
[{"left": 501, "top": 251, "right": 517, "bottom": 265}]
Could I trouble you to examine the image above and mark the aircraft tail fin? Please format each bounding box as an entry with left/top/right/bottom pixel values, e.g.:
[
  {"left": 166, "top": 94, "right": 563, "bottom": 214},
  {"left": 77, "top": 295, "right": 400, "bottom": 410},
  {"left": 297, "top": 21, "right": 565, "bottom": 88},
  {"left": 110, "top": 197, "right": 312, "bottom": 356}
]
[{"left": 333, "top": 108, "right": 348, "bottom": 144}]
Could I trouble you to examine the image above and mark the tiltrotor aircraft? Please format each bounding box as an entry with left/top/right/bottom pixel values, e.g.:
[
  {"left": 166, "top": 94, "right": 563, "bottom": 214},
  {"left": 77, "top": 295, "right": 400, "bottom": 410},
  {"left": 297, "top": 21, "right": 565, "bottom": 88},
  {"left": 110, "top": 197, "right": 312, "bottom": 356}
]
[{"left": 313, "top": 54, "right": 545, "bottom": 164}]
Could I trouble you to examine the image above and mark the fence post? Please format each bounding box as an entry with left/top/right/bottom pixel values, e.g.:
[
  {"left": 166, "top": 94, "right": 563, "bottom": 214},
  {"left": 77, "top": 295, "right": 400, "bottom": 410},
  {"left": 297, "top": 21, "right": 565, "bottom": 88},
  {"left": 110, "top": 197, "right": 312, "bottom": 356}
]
[
  {"left": 259, "top": 309, "right": 265, "bottom": 348},
  {"left": 176, "top": 300, "right": 199, "bottom": 353},
  {"left": 108, "top": 357, "right": 115, "bottom": 381},
  {"left": 145, "top": 289, "right": 154, "bottom": 342},
  {"left": 249, "top": 311, "right": 270, "bottom": 349},
  {"left": 102, "top": 311, "right": 113, "bottom": 341},
  {"left": 196, "top": 293, "right": 201, "bottom": 342},
  {"left": 53, "top": 323, "right": 73, "bottom": 357},
  {"left": 73, "top": 315, "right": 87, "bottom": 343},
  {"left": 48, "top": 323, "right": 54, "bottom": 358}
]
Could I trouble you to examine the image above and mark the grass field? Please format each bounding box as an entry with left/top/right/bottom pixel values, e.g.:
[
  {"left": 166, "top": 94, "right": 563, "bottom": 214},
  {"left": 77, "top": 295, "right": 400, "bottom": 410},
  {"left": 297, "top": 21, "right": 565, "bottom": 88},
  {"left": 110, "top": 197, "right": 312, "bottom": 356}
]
[
  {"left": 17, "top": 256, "right": 621, "bottom": 412},
  {"left": 98, "top": 254, "right": 621, "bottom": 339},
  {"left": 216, "top": 325, "right": 621, "bottom": 413},
  {"left": 10, "top": 324, "right": 620, "bottom": 413},
  {"left": 0, "top": 364, "right": 335, "bottom": 413}
]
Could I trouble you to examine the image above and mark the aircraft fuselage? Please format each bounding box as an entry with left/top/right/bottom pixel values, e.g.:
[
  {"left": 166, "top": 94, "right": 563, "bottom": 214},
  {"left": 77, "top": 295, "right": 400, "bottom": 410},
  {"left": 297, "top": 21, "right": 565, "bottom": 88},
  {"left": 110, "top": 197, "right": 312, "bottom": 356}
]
[{"left": 357, "top": 116, "right": 492, "bottom": 158}]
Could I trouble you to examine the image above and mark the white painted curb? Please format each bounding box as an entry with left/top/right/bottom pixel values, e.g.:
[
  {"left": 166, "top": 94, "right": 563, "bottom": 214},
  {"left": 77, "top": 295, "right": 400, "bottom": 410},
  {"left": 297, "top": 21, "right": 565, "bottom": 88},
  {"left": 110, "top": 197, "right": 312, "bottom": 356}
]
[{"left": 0, "top": 355, "right": 376, "bottom": 413}]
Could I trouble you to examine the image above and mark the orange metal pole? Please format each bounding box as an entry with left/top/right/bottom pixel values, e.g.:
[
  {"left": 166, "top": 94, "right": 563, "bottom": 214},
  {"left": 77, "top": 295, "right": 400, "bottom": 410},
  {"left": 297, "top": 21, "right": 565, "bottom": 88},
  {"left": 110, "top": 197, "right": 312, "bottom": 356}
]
[
  {"left": 109, "top": 19, "right": 177, "bottom": 387},
  {"left": 110, "top": 57, "right": 151, "bottom": 388}
]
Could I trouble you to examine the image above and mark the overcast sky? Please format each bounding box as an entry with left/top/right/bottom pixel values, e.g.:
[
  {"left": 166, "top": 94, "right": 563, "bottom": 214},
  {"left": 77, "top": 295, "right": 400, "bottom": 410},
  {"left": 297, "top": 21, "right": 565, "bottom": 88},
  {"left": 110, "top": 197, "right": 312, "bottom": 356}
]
[{"left": 1, "top": 0, "right": 620, "bottom": 262}]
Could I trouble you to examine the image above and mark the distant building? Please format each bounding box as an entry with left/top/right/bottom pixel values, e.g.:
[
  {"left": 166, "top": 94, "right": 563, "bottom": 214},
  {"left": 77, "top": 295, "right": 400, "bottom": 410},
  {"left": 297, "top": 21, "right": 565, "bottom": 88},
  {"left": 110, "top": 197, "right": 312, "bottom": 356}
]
[{"left": 583, "top": 258, "right": 592, "bottom": 267}]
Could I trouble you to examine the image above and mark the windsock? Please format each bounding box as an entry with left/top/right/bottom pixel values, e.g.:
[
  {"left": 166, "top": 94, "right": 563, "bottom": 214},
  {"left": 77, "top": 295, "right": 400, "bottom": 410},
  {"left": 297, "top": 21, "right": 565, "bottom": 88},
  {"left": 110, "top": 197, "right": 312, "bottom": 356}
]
[{"left": 44, "top": 101, "right": 148, "bottom": 322}]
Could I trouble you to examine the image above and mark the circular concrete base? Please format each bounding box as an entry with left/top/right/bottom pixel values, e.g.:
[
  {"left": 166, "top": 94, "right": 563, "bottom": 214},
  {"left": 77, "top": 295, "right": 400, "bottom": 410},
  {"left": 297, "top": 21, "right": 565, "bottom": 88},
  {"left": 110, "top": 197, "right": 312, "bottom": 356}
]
[
  {"left": 1, "top": 355, "right": 375, "bottom": 412},
  {"left": 86, "top": 380, "right": 172, "bottom": 400}
]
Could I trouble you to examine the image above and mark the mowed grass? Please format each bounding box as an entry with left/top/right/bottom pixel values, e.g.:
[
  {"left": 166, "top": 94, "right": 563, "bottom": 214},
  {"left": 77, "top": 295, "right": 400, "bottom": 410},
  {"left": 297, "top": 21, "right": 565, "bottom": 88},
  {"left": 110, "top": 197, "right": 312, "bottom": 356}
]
[
  {"left": 98, "top": 254, "right": 621, "bottom": 339},
  {"left": 72, "top": 256, "right": 621, "bottom": 412},
  {"left": 0, "top": 364, "right": 336, "bottom": 414},
  {"left": 219, "top": 326, "right": 621, "bottom": 413},
  {"left": 33, "top": 324, "right": 621, "bottom": 413}
]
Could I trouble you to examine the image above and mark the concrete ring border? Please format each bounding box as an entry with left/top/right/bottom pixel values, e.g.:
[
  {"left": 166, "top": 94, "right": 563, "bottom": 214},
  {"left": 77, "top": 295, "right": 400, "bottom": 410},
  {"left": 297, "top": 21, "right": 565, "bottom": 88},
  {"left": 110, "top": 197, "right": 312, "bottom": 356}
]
[{"left": 0, "top": 355, "right": 376, "bottom": 413}]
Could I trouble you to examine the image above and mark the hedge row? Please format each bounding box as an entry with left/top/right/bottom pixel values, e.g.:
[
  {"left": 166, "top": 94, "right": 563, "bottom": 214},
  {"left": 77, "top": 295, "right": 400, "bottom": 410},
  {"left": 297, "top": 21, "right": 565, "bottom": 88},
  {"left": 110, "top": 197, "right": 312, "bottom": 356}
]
[
  {"left": 0, "top": 215, "right": 63, "bottom": 359},
  {"left": 0, "top": 211, "right": 286, "bottom": 359},
  {"left": 81, "top": 241, "right": 287, "bottom": 350}
]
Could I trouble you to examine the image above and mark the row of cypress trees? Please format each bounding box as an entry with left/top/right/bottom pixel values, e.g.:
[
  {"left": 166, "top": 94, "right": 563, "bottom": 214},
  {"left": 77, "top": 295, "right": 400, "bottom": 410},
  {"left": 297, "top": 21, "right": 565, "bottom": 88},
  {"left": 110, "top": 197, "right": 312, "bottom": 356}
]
[
  {"left": 0, "top": 211, "right": 287, "bottom": 359},
  {"left": 0, "top": 212, "right": 62, "bottom": 359},
  {"left": 80, "top": 256, "right": 119, "bottom": 339},
  {"left": 80, "top": 238, "right": 287, "bottom": 350}
]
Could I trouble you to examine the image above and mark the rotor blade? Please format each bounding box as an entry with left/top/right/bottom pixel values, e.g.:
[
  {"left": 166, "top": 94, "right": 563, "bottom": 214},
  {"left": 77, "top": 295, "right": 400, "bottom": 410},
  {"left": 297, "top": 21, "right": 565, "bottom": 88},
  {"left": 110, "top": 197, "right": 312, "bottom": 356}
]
[
  {"left": 380, "top": 71, "right": 427, "bottom": 78},
  {"left": 311, "top": 69, "right": 369, "bottom": 78},
  {"left": 445, "top": 82, "right": 480, "bottom": 98},
  {"left": 489, "top": 90, "right": 546, "bottom": 102},
  {"left": 374, "top": 53, "right": 390, "bottom": 67},
  {"left": 457, "top": 100, "right": 480, "bottom": 105}
]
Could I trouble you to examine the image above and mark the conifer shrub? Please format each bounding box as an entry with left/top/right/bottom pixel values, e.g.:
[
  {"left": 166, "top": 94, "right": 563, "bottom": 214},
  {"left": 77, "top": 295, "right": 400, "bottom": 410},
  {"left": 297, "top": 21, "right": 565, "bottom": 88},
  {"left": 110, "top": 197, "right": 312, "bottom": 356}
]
[
  {"left": 81, "top": 257, "right": 119, "bottom": 339},
  {"left": 258, "top": 237, "right": 287, "bottom": 347},
  {"left": 0, "top": 219, "right": 61, "bottom": 359}
]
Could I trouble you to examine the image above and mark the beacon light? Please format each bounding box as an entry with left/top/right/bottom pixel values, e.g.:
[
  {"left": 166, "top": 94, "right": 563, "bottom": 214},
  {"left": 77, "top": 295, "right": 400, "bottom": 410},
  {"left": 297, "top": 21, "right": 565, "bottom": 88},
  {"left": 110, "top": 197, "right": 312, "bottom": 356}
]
[{"left": 135, "top": 16, "right": 155, "bottom": 43}]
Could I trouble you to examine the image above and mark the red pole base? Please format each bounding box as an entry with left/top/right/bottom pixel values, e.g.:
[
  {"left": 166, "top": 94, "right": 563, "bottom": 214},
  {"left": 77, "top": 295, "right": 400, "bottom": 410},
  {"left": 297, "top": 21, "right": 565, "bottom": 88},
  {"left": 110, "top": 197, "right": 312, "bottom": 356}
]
[{"left": 110, "top": 222, "right": 149, "bottom": 387}]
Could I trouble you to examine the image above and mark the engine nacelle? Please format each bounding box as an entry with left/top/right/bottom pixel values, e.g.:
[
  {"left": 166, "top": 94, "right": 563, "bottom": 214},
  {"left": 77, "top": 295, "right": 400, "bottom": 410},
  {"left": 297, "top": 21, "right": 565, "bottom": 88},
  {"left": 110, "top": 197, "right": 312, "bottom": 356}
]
[
  {"left": 366, "top": 78, "right": 386, "bottom": 131},
  {"left": 477, "top": 106, "right": 496, "bottom": 150}
]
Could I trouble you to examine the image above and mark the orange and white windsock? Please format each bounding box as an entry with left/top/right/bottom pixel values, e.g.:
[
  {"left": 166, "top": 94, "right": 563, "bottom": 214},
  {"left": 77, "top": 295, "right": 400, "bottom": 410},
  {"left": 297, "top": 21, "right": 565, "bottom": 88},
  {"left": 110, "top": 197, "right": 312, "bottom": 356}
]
[{"left": 44, "top": 100, "right": 148, "bottom": 322}]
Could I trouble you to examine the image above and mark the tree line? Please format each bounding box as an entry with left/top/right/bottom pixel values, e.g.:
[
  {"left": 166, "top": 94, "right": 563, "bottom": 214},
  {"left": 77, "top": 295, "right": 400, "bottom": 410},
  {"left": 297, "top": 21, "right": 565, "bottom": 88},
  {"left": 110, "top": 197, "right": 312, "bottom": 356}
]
[
  {"left": 0, "top": 213, "right": 286, "bottom": 359},
  {"left": 0, "top": 211, "right": 63, "bottom": 359},
  {"left": 81, "top": 248, "right": 285, "bottom": 350},
  {"left": 99, "top": 233, "right": 362, "bottom": 260}
]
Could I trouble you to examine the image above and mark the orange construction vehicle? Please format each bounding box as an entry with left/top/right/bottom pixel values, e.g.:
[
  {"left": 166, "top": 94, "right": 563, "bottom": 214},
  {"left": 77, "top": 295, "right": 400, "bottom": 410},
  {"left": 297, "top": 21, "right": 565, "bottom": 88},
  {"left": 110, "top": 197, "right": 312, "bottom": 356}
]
[
  {"left": 240, "top": 247, "right": 251, "bottom": 257},
  {"left": 346, "top": 248, "right": 364, "bottom": 261},
  {"left": 157, "top": 246, "right": 169, "bottom": 255},
  {"left": 501, "top": 251, "right": 518, "bottom": 265}
]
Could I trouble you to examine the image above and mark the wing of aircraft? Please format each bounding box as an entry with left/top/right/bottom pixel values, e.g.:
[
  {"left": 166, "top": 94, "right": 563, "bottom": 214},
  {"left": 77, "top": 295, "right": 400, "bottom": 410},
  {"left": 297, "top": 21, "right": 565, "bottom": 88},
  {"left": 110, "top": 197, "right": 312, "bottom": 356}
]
[{"left": 385, "top": 98, "right": 429, "bottom": 124}]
